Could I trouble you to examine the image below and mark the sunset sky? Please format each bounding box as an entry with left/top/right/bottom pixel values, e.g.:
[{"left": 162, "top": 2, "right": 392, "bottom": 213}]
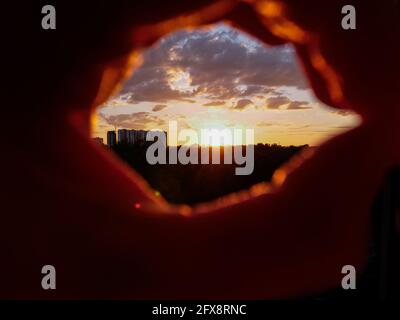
[{"left": 93, "top": 23, "right": 359, "bottom": 146}]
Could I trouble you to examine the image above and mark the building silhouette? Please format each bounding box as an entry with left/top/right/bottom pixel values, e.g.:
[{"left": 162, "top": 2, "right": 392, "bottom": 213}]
[
  {"left": 128, "top": 130, "right": 136, "bottom": 144},
  {"left": 118, "top": 129, "right": 128, "bottom": 144},
  {"left": 107, "top": 129, "right": 167, "bottom": 147},
  {"left": 107, "top": 131, "right": 116, "bottom": 147}
]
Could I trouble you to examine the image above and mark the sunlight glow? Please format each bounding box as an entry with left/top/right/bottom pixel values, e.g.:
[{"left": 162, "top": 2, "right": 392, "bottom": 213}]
[{"left": 167, "top": 68, "right": 195, "bottom": 93}]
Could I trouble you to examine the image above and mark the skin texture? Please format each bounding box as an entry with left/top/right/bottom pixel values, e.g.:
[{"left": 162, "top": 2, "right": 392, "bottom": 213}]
[{"left": 1, "top": 0, "right": 399, "bottom": 298}]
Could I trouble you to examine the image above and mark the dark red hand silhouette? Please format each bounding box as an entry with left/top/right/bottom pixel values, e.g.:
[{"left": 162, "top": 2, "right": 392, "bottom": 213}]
[{"left": 1, "top": 0, "right": 399, "bottom": 299}]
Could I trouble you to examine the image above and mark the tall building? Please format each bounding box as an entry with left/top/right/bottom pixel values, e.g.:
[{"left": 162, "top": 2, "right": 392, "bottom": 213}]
[
  {"left": 118, "top": 129, "right": 128, "bottom": 144},
  {"left": 107, "top": 131, "right": 116, "bottom": 147},
  {"left": 128, "top": 130, "right": 136, "bottom": 145},
  {"left": 108, "top": 129, "right": 167, "bottom": 146},
  {"left": 136, "top": 130, "right": 147, "bottom": 144}
]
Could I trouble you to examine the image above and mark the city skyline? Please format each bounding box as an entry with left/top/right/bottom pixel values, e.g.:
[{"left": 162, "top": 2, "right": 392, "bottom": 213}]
[{"left": 99, "top": 128, "right": 167, "bottom": 147}]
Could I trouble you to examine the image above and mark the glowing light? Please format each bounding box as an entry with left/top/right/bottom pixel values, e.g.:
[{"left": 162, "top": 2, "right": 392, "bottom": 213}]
[
  {"left": 202, "top": 129, "right": 232, "bottom": 146},
  {"left": 134, "top": 202, "right": 141, "bottom": 209},
  {"left": 167, "top": 68, "right": 195, "bottom": 93},
  {"left": 309, "top": 41, "right": 344, "bottom": 104},
  {"left": 272, "top": 168, "right": 287, "bottom": 185},
  {"left": 255, "top": 0, "right": 310, "bottom": 44},
  {"left": 179, "top": 205, "right": 192, "bottom": 217}
]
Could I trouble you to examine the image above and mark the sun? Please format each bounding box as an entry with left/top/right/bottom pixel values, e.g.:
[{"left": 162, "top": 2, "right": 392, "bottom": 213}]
[
  {"left": 187, "top": 119, "right": 252, "bottom": 147},
  {"left": 206, "top": 130, "right": 230, "bottom": 147}
]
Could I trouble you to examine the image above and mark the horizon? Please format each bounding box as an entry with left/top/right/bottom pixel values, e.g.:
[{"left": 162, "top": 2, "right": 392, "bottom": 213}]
[{"left": 94, "top": 128, "right": 313, "bottom": 147}]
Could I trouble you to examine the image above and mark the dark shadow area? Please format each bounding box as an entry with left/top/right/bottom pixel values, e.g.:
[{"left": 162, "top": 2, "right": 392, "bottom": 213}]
[
  {"left": 110, "top": 143, "right": 307, "bottom": 204},
  {"left": 108, "top": 141, "right": 400, "bottom": 299}
]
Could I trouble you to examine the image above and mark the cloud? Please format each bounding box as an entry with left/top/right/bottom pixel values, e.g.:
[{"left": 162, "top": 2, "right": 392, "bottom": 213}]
[
  {"left": 286, "top": 101, "right": 312, "bottom": 110},
  {"left": 120, "top": 25, "right": 307, "bottom": 104},
  {"left": 262, "top": 96, "right": 311, "bottom": 110},
  {"left": 202, "top": 100, "right": 225, "bottom": 107},
  {"left": 179, "top": 98, "right": 196, "bottom": 103},
  {"left": 331, "top": 109, "right": 353, "bottom": 116},
  {"left": 124, "top": 69, "right": 191, "bottom": 103},
  {"left": 234, "top": 99, "right": 253, "bottom": 110},
  {"left": 98, "top": 24, "right": 314, "bottom": 137},
  {"left": 152, "top": 104, "right": 167, "bottom": 112},
  {"left": 101, "top": 112, "right": 166, "bottom": 129},
  {"left": 265, "top": 95, "right": 291, "bottom": 109}
]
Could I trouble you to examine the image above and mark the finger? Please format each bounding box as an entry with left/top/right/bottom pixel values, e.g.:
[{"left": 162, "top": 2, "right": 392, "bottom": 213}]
[
  {"left": 223, "top": 1, "right": 287, "bottom": 46},
  {"left": 131, "top": 0, "right": 238, "bottom": 48}
]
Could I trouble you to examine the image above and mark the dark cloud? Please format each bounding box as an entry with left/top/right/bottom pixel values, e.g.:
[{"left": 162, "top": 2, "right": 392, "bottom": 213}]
[
  {"left": 120, "top": 25, "right": 307, "bottom": 104},
  {"left": 234, "top": 99, "right": 253, "bottom": 110},
  {"left": 101, "top": 112, "right": 166, "bottom": 129},
  {"left": 331, "top": 109, "right": 353, "bottom": 116},
  {"left": 152, "top": 104, "right": 167, "bottom": 112},
  {"left": 265, "top": 95, "right": 291, "bottom": 109},
  {"left": 202, "top": 100, "right": 226, "bottom": 107},
  {"left": 124, "top": 68, "right": 191, "bottom": 103},
  {"left": 262, "top": 96, "right": 310, "bottom": 110},
  {"left": 286, "top": 101, "right": 312, "bottom": 110},
  {"left": 179, "top": 98, "right": 196, "bottom": 103}
]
